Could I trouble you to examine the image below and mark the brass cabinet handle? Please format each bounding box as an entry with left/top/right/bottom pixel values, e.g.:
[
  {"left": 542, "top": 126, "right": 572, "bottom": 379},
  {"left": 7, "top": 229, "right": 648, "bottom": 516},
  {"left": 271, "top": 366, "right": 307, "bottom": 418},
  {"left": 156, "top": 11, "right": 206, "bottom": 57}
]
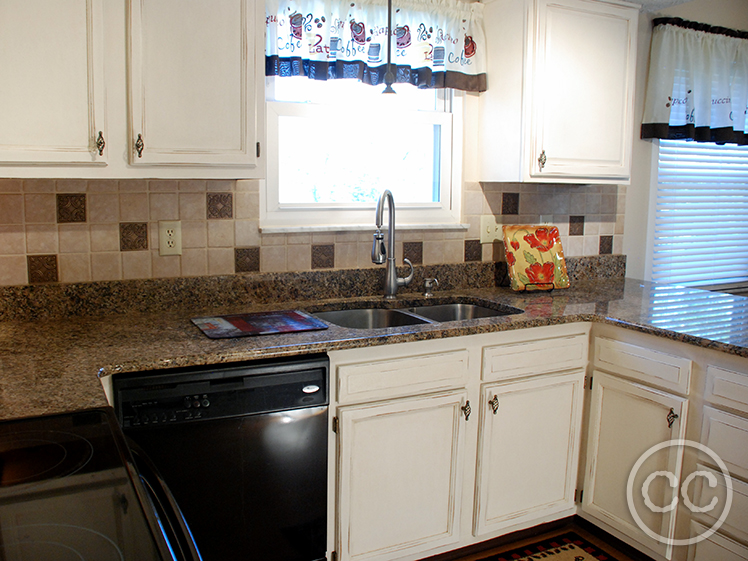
[
  {"left": 135, "top": 134, "right": 145, "bottom": 158},
  {"left": 461, "top": 401, "right": 471, "bottom": 421},
  {"left": 488, "top": 395, "right": 499, "bottom": 415},
  {"left": 538, "top": 150, "right": 547, "bottom": 170},
  {"left": 96, "top": 131, "right": 106, "bottom": 156},
  {"left": 667, "top": 407, "right": 679, "bottom": 428}
]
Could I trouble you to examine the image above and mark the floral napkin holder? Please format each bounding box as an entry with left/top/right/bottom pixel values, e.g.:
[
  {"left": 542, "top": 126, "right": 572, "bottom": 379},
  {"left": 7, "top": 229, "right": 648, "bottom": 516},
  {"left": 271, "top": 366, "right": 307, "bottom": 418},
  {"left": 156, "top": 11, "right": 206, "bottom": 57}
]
[{"left": 502, "top": 225, "right": 570, "bottom": 292}]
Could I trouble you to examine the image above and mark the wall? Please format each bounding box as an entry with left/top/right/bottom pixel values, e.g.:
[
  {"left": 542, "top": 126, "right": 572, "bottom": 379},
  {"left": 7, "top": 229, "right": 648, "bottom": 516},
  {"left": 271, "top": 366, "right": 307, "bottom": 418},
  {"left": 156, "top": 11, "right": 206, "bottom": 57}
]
[{"left": 623, "top": 0, "right": 748, "bottom": 280}]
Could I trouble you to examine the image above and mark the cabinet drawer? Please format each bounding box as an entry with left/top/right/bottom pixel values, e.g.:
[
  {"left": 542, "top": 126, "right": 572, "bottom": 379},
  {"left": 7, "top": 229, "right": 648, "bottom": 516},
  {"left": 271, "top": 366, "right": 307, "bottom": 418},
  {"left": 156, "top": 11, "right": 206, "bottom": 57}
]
[
  {"left": 705, "top": 366, "right": 748, "bottom": 415},
  {"left": 701, "top": 407, "right": 748, "bottom": 481},
  {"left": 691, "top": 464, "right": 748, "bottom": 545},
  {"left": 593, "top": 337, "right": 691, "bottom": 394},
  {"left": 688, "top": 522, "right": 748, "bottom": 561},
  {"left": 482, "top": 333, "right": 587, "bottom": 381},
  {"left": 336, "top": 349, "right": 470, "bottom": 404}
]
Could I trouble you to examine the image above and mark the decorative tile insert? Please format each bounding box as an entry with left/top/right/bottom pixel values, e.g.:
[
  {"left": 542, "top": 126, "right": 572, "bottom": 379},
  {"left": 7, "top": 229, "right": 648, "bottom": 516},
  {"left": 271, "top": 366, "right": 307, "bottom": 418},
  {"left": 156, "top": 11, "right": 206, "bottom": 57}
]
[
  {"left": 569, "top": 216, "right": 585, "bottom": 236},
  {"left": 119, "top": 223, "right": 149, "bottom": 251},
  {"left": 403, "top": 241, "right": 423, "bottom": 265},
  {"left": 311, "top": 244, "right": 335, "bottom": 269},
  {"left": 235, "top": 247, "right": 260, "bottom": 273},
  {"left": 501, "top": 192, "right": 519, "bottom": 215},
  {"left": 599, "top": 235, "right": 613, "bottom": 255},
  {"left": 464, "top": 239, "right": 482, "bottom": 262},
  {"left": 56, "top": 194, "right": 86, "bottom": 223},
  {"left": 27, "top": 255, "right": 58, "bottom": 283},
  {"left": 207, "top": 193, "right": 233, "bottom": 219}
]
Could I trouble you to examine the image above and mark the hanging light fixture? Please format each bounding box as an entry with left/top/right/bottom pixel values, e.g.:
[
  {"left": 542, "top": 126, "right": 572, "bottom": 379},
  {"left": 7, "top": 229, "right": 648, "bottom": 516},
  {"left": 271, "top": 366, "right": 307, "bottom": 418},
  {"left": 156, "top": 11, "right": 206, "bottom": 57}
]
[{"left": 383, "top": 0, "right": 396, "bottom": 93}]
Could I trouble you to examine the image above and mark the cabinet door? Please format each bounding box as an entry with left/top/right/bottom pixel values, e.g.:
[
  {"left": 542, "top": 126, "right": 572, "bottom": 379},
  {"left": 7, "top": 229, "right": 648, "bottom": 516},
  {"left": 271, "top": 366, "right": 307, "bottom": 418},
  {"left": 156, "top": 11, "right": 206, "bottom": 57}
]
[
  {"left": 582, "top": 371, "right": 688, "bottom": 559},
  {"left": 474, "top": 370, "right": 584, "bottom": 536},
  {"left": 0, "top": 0, "right": 106, "bottom": 164},
  {"left": 526, "top": 0, "right": 637, "bottom": 182},
  {"left": 127, "top": 0, "right": 262, "bottom": 168},
  {"left": 336, "top": 391, "right": 468, "bottom": 561}
]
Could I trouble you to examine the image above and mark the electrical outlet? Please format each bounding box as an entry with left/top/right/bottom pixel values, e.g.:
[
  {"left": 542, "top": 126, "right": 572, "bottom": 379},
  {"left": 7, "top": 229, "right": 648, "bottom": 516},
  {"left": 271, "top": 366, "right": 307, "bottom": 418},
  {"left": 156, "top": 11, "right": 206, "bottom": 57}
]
[
  {"left": 480, "top": 215, "right": 503, "bottom": 244},
  {"left": 158, "top": 220, "right": 182, "bottom": 256}
]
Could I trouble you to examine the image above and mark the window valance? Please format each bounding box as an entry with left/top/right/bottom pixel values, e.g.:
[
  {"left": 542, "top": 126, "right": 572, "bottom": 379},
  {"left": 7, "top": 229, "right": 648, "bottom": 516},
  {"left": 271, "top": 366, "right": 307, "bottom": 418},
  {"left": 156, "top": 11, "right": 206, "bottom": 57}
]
[
  {"left": 641, "top": 17, "right": 748, "bottom": 145},
  {"left": 265, "top": 0, "right": 487, "bottom": 92}
]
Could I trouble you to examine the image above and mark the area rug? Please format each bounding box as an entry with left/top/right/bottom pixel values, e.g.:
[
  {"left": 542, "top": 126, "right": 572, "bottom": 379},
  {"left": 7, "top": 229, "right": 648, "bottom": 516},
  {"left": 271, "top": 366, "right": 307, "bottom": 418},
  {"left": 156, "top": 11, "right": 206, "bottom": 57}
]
[{"left": 479, "top": 531, "right": 621, "bottom": 561}]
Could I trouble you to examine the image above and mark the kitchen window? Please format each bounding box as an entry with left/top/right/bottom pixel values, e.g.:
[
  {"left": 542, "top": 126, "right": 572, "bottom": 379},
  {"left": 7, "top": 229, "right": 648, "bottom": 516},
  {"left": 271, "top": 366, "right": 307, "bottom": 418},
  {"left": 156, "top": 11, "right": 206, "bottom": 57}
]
[
  {"left": 650, "top": 139, "right": 748, "bottom": 293},
  {"left": 262, "top": 76, "right": 463, "bottom": 231}
]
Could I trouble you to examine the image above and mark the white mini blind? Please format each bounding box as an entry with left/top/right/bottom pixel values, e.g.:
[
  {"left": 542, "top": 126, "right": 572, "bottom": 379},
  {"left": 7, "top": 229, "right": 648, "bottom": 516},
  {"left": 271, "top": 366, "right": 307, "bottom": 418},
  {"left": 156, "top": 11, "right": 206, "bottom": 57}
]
[{"left": 653, "top": 139, "right": 748, "bottom": 288}]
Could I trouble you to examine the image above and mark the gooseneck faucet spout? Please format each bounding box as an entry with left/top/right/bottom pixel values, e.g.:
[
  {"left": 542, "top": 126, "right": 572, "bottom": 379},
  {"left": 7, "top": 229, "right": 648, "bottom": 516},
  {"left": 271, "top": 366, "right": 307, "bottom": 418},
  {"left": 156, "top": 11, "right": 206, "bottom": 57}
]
[{"left": 372, "top": 190, "right": 414, "bottom": 299}]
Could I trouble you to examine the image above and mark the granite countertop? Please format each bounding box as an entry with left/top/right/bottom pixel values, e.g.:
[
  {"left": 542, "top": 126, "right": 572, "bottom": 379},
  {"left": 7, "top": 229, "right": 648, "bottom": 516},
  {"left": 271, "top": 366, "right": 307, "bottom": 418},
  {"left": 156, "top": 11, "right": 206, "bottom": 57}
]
[{"left": 2, "top": 276, "right": 748, "bottom": 422}]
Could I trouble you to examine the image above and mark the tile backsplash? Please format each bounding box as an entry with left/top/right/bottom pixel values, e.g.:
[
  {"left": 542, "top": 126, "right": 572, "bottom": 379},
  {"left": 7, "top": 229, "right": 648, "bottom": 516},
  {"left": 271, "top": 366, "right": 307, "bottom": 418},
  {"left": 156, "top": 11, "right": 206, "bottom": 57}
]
[{"left": 0, "top": 178, "right": 624, "bottom": 286}]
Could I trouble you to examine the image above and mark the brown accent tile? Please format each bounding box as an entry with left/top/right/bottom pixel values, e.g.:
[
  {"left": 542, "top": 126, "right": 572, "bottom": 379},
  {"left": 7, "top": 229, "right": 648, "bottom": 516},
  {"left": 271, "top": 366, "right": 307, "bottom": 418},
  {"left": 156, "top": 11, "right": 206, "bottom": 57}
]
[
  {"left": 464, "top": 239, "right": 482, "bottom": 262},
  {"left": 207, "top": 193, "right": 233, "bottom": 219},
  {"left": 56, "top": 194, "right": 87, "bottom": 223},
  {"left": 235, "top": 247, "right": 260, "bottom": 273},
  {"left": 312, "top": 244, "right": 335, "bottom": 269},
  {"left": 599, "top": 235, "right": 613, "bottom": 255},
  {"left": 119, "top": 222, "right": 149, "bottom": 251},
  {"left": 27, "top": 255, "right": 58, "bottom": 283},
  {"left": 569, "top": 216, "right": 585, "bottom": 236},
  {"left": 403, "top": 241, "right": 423, "bottom": 265},
  {"left": 501, "top": 192, "right": 519, "bottom": 215}
]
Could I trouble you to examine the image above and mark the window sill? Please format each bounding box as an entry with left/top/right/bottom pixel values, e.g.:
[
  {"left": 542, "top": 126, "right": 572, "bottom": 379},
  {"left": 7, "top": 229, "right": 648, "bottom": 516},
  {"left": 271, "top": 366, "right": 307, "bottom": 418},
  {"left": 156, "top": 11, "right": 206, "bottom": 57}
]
[{"left": 259, "top": 223, "right": 470, "bottom": 234}]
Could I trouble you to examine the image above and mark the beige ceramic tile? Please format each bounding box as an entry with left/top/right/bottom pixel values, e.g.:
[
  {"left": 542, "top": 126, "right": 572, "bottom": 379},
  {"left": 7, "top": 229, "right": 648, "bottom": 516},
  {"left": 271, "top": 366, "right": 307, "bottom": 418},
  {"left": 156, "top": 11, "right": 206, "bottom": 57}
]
[
  {"left": 0, "top": 195, "right": 23, "bottom": 225},
  {"left": 23, "top": 179, "right": 55, "bottom": 192},
  {"left": 181, "top": 248, "right": 208, "bottom": 277},
  {"left": 357, "top": 242, "right": 375, "bottom": 268},
  {"left": 0, "top": 255, "right": 27, "bottom": 285},
  {"left": 119, "top": 193, "right": 149, "bottom": 221},
  {"left": 207, "top": 220, "right": 234, "bottom": 248},
  {"left": 56, "top": 179, "right": 87, "bottom": 193},
  {"left": 87, "top": 180, "right": 119, "bottom": 193},
  {"left": 583, "top": 235, "right": 600, "bottom": 256},
  {"left": 182, "top": 221, "right": 207, "bottom": 249},
  {"left": 149, "top": 180, "right": 178, "bottom": 193},
  {"left": 24, "top": 194, "right": 56, "bottom": 224},
  {"left": 236, "top": 179, "right": 260, "bottom": 192},
  {"left": 58, "top": 253, "right": 91, "bottom": 283},
  {"left": 0, "top": 225, "right": 25, "bottom": 255},
  {"left": 90, "top": 223, "right": 120, "bottom": 252},
  {"left": 179, "top": 193, "right": 206, "bottom": 220},
  {"left": 312, "top": 233, "right": 335, "bottom": 244},
  {"left": 464, "top": 190, "right": 484, "bottom": 216},
  {"left": 88, "top": 193, "right": 119, "bottom": 224},
  {"left": 565, "top": 236, "right": 584, "bottom": 257},
  {"left": 423, "top": 239, "right": 462, "bottom": 264},
  {"left": 207, "top": 180, "right": 235, "bottom": 192},
  {"left": 235, "top": 220, "right": 260, "bottom": 247},
  {"left": 335, "top": 232, "right": 358, "bottom": 244},
  {"left": 58, "top": 224, "right": 91, "bottom": 253},
  {"left": 122, "top": 251, "right": 152, "bottom": 280},
  {"left": 613, "top": 235, "right": 623, "bottom": 254},
  {"left": 178, "top": 180, "right": 207, "bottom": 192},
  {"left": 207, "top": 248, "right": 234, "bottom": 275},
  {"left": 150, "top": 193, "right": 179, "bottom": 221},
  {"left": 151, "top": 252, "right": 181, "bottom": 278},
  {"left": 287, "top": 244, "right": 311, "bottom": 271},
  {"left": 234, "top": 191, "right": 259, "bottom": 220},
  {"left": 0, "top": 179, "right": 22, "bottom": 193},
  {"left": 261, "top": 233, "right": 286, "bottom": 246},
  {"left": 118, "top": 180, "right": 148, "bottom": 192},
  {"left": 335, "top": 243, "right": 359, "bottom": 270},
  {"left": 287, "top": 232, "right": 312, "bottom": 245},
  {"left": 25, "top": 224, "right": 58, "bottom": 254},
  {"left": 91, "top": 252, "right": 122, "bottom": 281},
  {"left": 260, "top": 245, "right": 287, "bottom": 272}
]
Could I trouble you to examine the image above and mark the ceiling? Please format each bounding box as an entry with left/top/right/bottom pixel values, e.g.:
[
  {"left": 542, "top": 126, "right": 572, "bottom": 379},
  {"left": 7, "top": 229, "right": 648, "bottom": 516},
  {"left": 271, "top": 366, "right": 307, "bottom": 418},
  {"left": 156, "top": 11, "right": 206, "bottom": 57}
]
[{"left": 634, "top": 0, "right": 696, "bottom": 12}]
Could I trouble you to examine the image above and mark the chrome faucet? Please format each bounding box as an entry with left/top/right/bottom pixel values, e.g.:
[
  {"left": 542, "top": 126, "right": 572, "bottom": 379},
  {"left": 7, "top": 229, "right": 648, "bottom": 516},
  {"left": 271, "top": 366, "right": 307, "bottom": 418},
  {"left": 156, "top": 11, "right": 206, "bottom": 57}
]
[{"left": 372, "top": 190, "right": 414, "bottom": 299}]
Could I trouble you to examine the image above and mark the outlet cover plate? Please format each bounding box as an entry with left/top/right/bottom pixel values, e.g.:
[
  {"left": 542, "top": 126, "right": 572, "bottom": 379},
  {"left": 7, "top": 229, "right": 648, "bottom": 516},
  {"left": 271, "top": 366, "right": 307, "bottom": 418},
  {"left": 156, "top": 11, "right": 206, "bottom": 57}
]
[
  {"left": 158, "top": 220, "right": 182, "bottom": 256},
  {"left": 480, "top": 215, "right": 503, "bottom": 244}
]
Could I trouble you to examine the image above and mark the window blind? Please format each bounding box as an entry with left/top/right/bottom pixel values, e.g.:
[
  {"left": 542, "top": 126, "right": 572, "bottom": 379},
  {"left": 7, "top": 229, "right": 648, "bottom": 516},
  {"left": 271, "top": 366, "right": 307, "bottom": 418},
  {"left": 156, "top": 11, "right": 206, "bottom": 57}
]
[{"left": 653, "top": 140, "right": 748, "bottom": 288}]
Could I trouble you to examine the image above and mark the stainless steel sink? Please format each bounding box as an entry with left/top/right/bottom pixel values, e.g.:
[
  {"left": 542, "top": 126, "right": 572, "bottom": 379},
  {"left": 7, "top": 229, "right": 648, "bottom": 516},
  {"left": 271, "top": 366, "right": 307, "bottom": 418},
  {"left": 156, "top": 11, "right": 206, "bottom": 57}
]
[
  {"left": 312, "top": 308, "right": 431, "bottom": 329},
  {"left": 408, "top": 303, "right": 523, "bottom": 322}
]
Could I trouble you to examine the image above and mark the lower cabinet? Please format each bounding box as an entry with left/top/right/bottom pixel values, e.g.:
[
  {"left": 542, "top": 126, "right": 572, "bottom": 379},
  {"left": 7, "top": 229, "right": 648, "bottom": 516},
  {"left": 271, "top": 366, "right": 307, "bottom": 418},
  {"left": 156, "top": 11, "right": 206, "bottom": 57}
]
[
  {"left": 473, "top": 370, "right": 585, "bottom": 536},
  {"left": 336, "top": 391, "right": 468, "bottom": 561},
  {"left": 581, "top": 371, "right": 688, "bottom": 560}
]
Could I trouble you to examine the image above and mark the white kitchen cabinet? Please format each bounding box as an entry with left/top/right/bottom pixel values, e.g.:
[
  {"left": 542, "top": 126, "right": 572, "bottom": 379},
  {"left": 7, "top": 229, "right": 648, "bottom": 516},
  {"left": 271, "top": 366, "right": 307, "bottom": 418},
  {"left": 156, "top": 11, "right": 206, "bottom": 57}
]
[
  {"left": 336, "top": 390, "right": 468, "bottom": 561},
  {"left": 582, "top": 371, "right": 688, "bottom": 560},
  {"left": 0, "top": 0, "right": 107, "bottom": 165},
  {"left": 127, "top": 0, "right": 263, "bottom": 168},
  {"left": 480, "top": 0, "right": 638, "bottom": 184},
  {"left": 473, "top": 369, "right": 585, "bottom": 536}
]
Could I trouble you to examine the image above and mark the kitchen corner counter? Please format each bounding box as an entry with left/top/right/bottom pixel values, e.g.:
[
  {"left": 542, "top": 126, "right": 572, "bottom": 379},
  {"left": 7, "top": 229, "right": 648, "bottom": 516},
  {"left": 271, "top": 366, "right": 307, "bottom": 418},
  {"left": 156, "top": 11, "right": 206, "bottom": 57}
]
[{"left": 2, "top": 277, "right": 748, "bottom": 422}]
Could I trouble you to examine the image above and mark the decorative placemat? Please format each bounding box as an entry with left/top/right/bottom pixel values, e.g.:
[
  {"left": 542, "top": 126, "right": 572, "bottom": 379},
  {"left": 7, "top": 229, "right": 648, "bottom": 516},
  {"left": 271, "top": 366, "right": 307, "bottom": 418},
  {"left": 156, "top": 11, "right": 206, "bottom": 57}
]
[
  {"left": 479, "top": 531, "right": 620, "bottom": 561},
  {"left": 502, "top": 225, "right": 570, "bottom": 292},
  {"left": 192, "top": 310, "right": 328, "bottom": 339}
]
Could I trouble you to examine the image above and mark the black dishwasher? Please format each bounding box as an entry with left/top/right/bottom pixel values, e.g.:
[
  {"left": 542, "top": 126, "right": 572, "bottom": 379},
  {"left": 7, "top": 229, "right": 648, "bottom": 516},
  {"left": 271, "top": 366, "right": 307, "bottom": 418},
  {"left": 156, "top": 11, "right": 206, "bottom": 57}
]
[{"left": 113, "top": 354, "right": 329, "bottom": 561}]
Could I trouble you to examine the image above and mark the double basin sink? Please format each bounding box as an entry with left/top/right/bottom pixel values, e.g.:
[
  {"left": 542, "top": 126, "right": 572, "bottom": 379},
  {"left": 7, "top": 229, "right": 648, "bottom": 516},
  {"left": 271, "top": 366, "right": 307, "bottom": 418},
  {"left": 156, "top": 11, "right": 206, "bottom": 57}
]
[{"left": 312, "top": 300, "right": 523, "bottom": 329}]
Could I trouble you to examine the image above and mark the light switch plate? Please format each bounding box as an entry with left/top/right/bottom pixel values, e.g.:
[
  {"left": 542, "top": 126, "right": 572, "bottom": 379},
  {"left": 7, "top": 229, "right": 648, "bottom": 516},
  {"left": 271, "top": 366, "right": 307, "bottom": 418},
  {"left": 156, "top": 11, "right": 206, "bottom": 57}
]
[
  {"left": 480, "top": 215, "right": 503, "bottom": 244},
  {"left": 158, "top": 220, "right": 182, "bottom": 256}
]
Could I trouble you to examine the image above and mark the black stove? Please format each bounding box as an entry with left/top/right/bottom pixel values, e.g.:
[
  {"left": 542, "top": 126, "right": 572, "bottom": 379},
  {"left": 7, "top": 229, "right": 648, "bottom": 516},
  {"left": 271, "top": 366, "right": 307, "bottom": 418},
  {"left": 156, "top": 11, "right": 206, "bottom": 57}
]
[{"left": 0, "top": 408, "right": 191, "bottom": 561}]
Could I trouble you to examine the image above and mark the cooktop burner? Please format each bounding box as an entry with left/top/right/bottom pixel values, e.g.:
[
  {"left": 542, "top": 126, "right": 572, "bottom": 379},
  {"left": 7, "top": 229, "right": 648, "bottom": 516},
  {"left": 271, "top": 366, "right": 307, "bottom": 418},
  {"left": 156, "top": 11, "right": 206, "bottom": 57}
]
[{"left": 0, "top": 523, "right": 125, "bottom": 561}]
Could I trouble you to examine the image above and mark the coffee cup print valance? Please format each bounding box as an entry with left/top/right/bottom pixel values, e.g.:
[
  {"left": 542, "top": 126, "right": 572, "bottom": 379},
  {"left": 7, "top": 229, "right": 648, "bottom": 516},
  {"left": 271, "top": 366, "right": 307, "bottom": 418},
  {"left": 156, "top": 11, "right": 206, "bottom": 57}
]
[{"left": 265, "top": 0, "right": 487, "bottom": 92}]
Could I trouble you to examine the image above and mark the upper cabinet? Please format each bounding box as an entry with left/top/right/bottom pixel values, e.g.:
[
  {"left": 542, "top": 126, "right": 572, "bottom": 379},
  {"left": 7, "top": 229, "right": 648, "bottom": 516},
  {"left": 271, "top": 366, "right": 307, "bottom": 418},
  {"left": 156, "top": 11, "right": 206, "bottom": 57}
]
[
  {"left": 0, "top": 0, "right": 265, "bottom": 178},
  {"left": 127, "top": 0, "right": 262, "bottom": 168},
  {"left": 480, "top": 0, "right": 638, "bottom": 184},
  {"left": 0, "top": 0, "right": 107, "bottom": 166}
]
